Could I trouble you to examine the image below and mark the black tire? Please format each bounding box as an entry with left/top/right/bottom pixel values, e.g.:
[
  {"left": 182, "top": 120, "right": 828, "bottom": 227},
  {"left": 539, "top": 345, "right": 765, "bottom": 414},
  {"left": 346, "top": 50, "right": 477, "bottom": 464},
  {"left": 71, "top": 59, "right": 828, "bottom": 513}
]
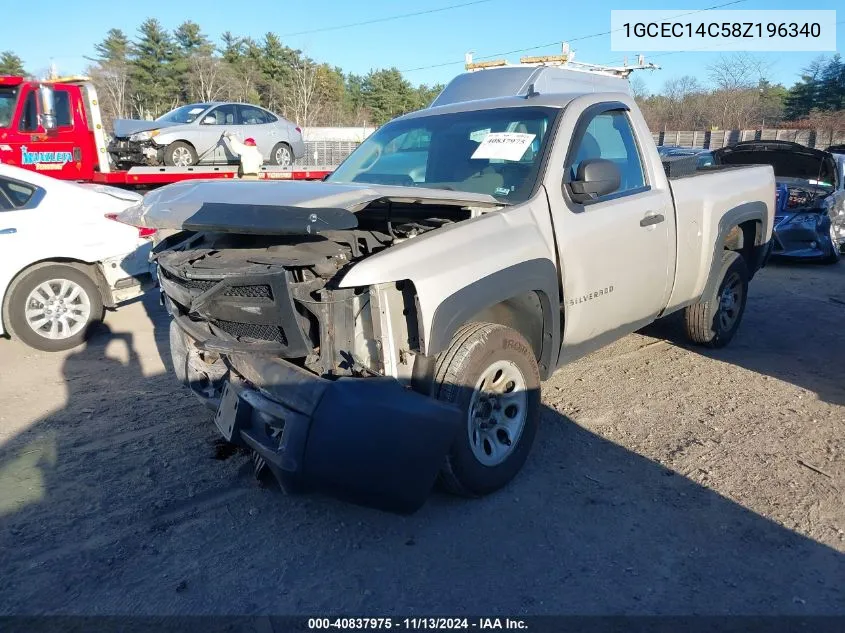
[
  {"left": 433, "top": 322, "right": 541, "bottom": 497},
  {"left": 163, "top": 141, "right": 198, "bottom": 167},
  {"left": 684, "top": 250, "right": 748, "bottom": 348},
  {"left": 269, "top": 142, "right": 293, "bottom": 167},
  {"left": 6, "top": 265, "right": 104, "bottom": 352}
]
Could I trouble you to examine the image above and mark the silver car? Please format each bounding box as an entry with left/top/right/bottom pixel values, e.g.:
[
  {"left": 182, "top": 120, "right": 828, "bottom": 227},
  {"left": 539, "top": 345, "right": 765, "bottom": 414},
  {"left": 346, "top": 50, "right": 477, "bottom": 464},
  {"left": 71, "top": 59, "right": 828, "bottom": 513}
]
[{"left": 110, "top": 102, "right": 306, "bottom": 168}]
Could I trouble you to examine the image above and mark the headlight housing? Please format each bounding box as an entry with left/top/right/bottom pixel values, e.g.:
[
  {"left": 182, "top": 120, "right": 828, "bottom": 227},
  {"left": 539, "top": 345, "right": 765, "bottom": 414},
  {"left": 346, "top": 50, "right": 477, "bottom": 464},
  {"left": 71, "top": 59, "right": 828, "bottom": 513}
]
[{"left": 128, "top": 130, "right": 160, "bottom": 142}]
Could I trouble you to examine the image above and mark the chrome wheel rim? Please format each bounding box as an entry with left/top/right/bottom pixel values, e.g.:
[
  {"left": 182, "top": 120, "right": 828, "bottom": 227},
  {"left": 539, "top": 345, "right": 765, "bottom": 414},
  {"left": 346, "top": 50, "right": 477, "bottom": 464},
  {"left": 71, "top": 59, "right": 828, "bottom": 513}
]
[
  {"left": 717, "top": 272, "right": 743, "bottom": 333},
  {"left": 172, "top": 146, "right": 193, "bottom": 167},
  {"left": 25, "top": 279, "right": 91, "bottom": 340},
  {"left": 275, "top": 146, "right": 291, "bottom": 167},
  {"left": 467, "top": 360, "right": 527, "bottom": 467}
]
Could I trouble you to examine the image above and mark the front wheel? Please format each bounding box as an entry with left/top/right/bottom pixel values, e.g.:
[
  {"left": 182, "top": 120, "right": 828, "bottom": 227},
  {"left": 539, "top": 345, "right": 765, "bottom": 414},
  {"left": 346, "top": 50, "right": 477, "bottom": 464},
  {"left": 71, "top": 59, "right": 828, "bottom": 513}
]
[
  {"left": 6, "top": 265, "right": 104, "bottom": 352},
  {"left": 433, "top": 322, "right": 541, "bottom": 497},
  {"left": 684, "top": 250, "right": 749, "bottom": 348},
  {"left": 163, "top": 141, "right": 198, "bottom": 167}
]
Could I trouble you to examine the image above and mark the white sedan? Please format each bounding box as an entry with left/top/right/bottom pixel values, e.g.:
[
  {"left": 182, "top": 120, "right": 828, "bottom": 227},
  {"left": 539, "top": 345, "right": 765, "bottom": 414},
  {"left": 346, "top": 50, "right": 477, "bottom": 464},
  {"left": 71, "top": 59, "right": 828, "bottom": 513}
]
[{"left": 0, "top": 164, "right": 155, "bottom": 351}]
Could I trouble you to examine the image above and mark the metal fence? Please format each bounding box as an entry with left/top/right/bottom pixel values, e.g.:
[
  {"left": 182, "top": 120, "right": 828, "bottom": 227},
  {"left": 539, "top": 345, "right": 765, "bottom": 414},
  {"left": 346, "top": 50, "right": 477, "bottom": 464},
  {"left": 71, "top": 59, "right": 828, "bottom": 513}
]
[
  {"left": 293, "top": 141, "right": 361, "bottom": 167},
  {"left": 653, "top": 129, "right": 845, "bottom": 150}
]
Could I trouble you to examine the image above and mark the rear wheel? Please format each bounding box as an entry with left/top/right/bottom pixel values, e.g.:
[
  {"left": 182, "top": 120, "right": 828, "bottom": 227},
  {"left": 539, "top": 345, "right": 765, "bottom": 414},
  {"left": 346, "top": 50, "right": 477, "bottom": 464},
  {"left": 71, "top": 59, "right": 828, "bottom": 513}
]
[
  {"left": 433, "top": 322, "right": 541, "bottom": 497},
  {"left": 684, "top": 250, "right": 748, "bottom": 348},
  {"left": 269, "top": 142, "right": 292, "bottom": 167},
  {"left": 6, "top": 265, "right": 104, "bottom": 352},
  {"left": 163, "top": 141, "right": 198, "bottom": 167}
]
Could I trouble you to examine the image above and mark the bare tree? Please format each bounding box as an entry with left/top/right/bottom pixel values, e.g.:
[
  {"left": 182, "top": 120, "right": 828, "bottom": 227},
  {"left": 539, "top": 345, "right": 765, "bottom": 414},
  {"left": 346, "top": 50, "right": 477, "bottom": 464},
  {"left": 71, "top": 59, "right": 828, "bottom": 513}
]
[
  {"left": 628, "top": 75, "right": 649, "bottom": 100},
  {"left": 707, "top": 54, "right": 769, "bottom": 129},
  {"left": 88, "top": 61, "right": 130, "bottom": 125},
  {"left": 188, "top": 54, "right": 228, "bottom": 102},
  {"left": 284, "top": 58, "right": 320, "bottom": 128}
]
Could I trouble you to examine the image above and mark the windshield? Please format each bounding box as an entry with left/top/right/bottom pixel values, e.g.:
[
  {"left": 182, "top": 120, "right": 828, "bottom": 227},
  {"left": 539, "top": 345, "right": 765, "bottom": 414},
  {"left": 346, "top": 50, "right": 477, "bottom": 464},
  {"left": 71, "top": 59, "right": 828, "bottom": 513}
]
[
  {"left": 156, "top": 104, "right": 210, "bottom": 124},
  {"left": 0, "top": 88, "right": 17, "bottom": 128},
  {"left": 327, "top": 106, "right": 557, "bottom": 203}
]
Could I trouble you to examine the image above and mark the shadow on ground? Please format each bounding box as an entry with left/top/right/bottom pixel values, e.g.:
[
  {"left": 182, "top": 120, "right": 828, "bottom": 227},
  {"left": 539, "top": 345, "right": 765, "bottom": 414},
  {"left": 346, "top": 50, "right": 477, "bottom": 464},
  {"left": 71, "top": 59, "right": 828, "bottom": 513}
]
[
  {"left": 0, "top": 310, "right": 843, "bottom": 616},
  {"left": 640, "top": 260, "right": 845, "bottom": 407}
]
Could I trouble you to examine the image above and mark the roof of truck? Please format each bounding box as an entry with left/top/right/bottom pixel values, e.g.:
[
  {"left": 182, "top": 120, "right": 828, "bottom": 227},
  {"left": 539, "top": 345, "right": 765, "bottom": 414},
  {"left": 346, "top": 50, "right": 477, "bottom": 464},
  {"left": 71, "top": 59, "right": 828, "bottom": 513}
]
[
  {"left": 431, "top": 66, "right": 631, "bottom": 109},
  {"left": 394, "top": 90, "right": 628, "bottom": 123}
]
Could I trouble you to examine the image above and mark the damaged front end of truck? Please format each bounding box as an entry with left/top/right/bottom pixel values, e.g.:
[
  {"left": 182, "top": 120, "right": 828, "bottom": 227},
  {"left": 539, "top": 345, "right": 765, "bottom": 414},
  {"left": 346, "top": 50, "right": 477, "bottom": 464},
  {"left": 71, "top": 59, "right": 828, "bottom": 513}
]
[{"left": 121, "top": 179, "right": 510, "bottom": 512}]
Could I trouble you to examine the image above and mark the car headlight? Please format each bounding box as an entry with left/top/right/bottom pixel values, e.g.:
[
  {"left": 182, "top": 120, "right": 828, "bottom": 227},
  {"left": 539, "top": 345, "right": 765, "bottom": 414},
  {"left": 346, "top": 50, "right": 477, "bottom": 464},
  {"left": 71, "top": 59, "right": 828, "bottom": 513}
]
[{"left": 128, "top": 130, "right": 160, "bottom": 142}]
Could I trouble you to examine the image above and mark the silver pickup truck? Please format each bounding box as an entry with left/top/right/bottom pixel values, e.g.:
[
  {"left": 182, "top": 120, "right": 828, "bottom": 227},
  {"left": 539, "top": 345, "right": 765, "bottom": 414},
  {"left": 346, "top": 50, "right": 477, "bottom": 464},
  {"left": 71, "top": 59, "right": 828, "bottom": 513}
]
[{"left": 126, "top": 64, "right": 776, "bottom": 512}]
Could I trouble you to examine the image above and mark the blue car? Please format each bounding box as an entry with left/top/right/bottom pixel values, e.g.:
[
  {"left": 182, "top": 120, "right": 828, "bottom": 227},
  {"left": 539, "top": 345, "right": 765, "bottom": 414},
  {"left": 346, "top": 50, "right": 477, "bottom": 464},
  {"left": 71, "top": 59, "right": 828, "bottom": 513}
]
[{"left": 714, "top": 141, "right": 844, "bottom": 265}]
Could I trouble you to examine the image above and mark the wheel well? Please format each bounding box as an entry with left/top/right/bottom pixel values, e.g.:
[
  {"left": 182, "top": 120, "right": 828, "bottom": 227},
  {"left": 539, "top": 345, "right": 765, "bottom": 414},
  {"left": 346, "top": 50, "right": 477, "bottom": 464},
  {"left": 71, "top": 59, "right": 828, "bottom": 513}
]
[
  {"left": 724, "top": 219, "right": 761, "bottom": 264},
  {"left": 465, "top": 291, "right": 545, "bottom": 363},
  {"left": 2, "top": 259, "right": 108, "bottom": 332},
  {"left": 169, "top": 140, "right": 195, "bottom": 150}
]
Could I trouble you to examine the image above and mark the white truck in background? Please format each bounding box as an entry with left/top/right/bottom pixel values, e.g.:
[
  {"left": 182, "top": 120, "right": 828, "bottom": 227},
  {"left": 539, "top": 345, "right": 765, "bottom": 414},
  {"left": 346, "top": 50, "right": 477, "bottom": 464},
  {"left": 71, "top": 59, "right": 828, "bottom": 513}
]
[{"left": 125, "top": 56, "right": 776, "bottom": 513}]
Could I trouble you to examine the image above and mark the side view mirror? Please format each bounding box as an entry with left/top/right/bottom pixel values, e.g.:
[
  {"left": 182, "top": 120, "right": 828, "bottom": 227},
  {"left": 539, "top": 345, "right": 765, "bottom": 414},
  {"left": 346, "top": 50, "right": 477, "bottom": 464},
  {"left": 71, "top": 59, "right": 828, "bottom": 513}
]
[
  {"left": 202, "top": 116, "right": 216, "bottom": 125},
  {"left": 569, "top": 158, "right": 620, "bottom": 203},
  {"left": 38, "top": 85, "right": 57, "bottom": 131}
]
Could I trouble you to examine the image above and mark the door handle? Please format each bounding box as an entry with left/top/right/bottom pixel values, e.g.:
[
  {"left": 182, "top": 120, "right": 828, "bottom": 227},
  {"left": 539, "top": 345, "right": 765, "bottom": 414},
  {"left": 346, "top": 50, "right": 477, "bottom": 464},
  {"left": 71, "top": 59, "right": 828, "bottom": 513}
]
[
  {"left": 0, "top": 228, "right": 16, "bottom": 235},
  {"left": 640, "top": 213, "right": 665, "bottom": 227}
]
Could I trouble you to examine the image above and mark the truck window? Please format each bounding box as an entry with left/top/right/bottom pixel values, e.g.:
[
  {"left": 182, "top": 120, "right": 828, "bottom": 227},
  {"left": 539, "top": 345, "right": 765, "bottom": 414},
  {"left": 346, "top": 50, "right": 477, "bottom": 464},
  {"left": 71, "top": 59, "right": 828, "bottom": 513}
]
[
  {"left": 19, "top": 91, "right": 38, "bottom": 132},
  {"left": 328, "top": 106, "right": 556, "bottom": 203},
  {"left": 569, "top": 110, "right": 645, "bottom": 195},
  {"left": 0, "top": 87, "right": 17, "bottom": 128},
  {"left": 55, "top": 90, "right": 72, "bottom": 127}
]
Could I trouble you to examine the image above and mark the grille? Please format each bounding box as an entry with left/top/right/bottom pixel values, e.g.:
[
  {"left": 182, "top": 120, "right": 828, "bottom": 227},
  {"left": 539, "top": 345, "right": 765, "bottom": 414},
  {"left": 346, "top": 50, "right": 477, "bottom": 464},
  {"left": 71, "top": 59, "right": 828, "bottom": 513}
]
[
  {"left": 225, "top": 285, "right": 272, "bottom": 299},
  {"left": 161, "top": 268, "right": 271, "bottom": 298},
  {"left": 160, "top": 267, "right": 215, "bottom": 292},
  {"left": 214, "top": 320, "right": 288, "bottom": 346}
]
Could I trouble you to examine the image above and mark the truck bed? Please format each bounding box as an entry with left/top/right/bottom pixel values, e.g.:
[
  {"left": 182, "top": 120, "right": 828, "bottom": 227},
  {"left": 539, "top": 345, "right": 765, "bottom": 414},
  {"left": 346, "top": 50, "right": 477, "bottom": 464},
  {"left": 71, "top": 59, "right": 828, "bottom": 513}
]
[{"left": 665, "top": 164, "right": 776, "bottom": 313}]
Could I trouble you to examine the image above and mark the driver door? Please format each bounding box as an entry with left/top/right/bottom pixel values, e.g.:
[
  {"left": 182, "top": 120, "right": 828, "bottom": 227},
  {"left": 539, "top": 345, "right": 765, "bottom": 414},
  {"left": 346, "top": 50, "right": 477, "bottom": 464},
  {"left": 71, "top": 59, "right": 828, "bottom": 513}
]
[{"left": 545, "top": 103, "right": 674, "bottom": 361}]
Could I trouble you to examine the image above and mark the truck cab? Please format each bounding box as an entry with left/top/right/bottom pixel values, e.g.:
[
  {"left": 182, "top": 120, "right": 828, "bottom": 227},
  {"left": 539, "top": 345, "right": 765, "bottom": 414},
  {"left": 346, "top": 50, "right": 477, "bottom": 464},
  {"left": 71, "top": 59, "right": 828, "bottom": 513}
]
[
  {"left": 116, "top": 58, "right": 778, "bottom": 513},
  {"left": 0, "top": 76, "right": 100, "bottom": 181}
]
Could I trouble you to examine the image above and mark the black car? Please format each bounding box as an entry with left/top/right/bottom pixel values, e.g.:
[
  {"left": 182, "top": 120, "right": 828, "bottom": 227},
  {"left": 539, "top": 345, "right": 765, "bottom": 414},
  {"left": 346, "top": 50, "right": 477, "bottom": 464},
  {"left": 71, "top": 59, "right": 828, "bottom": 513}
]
[{"left": 713, "top": 141, "right": 844, "bottom": 265}]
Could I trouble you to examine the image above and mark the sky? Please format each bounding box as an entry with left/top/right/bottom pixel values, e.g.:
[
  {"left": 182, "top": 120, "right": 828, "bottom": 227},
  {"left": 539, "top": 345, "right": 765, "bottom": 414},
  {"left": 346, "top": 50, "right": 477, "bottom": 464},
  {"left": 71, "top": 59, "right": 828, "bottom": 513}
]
[{"left": 4, "top": 0, "right": 842, "bottom": 95}]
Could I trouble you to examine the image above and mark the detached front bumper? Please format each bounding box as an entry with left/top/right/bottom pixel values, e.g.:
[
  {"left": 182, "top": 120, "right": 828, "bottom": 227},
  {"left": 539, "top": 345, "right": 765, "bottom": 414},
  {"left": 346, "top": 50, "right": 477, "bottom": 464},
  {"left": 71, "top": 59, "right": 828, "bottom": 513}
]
[{"left": 169, "top": 319, "right": 461, "bottom": 513}]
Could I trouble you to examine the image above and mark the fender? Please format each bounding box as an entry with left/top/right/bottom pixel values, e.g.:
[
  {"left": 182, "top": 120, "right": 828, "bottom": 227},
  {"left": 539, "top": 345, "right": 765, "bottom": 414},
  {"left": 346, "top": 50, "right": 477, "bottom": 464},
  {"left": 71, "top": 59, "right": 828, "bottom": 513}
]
[
  {"left": 701, "top": 201, "right": 769, "bottom": 300},
  {"left": 338, "top": 200, "right": 561, "bottom": 377},
  {"left": 429, "top": 259, "right": 559, "bottom": 378}
]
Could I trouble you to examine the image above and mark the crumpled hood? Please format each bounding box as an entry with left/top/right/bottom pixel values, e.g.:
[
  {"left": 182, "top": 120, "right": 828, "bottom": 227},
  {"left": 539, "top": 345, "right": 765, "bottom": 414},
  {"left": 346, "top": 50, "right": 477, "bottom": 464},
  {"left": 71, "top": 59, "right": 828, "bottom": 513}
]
[
  {"left": 112, "top": 118, "right": 182, "bottom": 139},
  {"left": 118, "top": 179, "right": 501, "bottom": 234},
  {"left": 714, "top": 141, "right": 838, "bottom": 188}
]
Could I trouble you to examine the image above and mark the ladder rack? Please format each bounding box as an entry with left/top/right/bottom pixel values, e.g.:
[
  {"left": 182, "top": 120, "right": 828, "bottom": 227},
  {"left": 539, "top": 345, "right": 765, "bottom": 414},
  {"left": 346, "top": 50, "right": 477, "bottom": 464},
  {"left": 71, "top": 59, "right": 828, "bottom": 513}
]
[{"left": 464, "top": 42, "right": 658, "bottom": 78}]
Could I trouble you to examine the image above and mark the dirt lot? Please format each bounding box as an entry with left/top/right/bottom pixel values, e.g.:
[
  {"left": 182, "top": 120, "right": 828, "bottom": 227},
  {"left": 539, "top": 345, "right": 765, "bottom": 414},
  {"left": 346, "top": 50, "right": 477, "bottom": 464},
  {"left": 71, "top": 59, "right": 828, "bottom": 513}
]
[{"left": 0, "top": 261, "right": 843, "bottom": 616}]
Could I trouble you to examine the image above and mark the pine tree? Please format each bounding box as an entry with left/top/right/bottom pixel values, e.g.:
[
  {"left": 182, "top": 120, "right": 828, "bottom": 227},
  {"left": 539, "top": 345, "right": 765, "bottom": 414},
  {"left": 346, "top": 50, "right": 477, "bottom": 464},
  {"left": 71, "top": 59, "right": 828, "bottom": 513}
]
[
  {"left": 0, "top": 51, "right": 27, "bottom": 76},
  {"left": 93, "top": 29, "right": 130, "bottom": 63},
  {"left": 784, "top": 56, "right": 826, "bottom": 120},
  {"left": 130, "top": 18, "right": 179, "bottom": 117}
]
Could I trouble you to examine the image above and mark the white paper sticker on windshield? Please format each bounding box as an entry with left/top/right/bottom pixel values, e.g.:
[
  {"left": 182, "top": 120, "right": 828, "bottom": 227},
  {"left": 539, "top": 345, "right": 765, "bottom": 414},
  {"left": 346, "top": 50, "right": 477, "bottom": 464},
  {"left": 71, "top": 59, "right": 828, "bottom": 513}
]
[
  {"left": 471, "top": 132, "right": 536, "bottom": 161},
  {"left": 189, "top": 108, "right": 204, "bottom": 114},
  {"left": 469, "top": 128, "right": 491, "bottom": 143}
]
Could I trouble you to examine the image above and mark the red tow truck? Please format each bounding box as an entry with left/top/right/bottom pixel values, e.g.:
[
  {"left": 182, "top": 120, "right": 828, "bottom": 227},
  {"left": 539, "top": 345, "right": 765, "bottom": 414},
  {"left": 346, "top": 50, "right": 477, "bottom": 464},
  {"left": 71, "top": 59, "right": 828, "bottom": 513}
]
[{"left": 0, "top": 75, "right": 333, "bottom": 188}]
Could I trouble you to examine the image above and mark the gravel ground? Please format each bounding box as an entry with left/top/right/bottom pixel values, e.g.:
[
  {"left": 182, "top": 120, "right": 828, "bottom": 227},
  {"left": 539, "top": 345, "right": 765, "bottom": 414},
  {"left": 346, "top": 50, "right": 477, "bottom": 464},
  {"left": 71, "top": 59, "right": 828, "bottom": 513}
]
[{"left": 0, "top": 260, "right": 843, "bottom": 616}]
